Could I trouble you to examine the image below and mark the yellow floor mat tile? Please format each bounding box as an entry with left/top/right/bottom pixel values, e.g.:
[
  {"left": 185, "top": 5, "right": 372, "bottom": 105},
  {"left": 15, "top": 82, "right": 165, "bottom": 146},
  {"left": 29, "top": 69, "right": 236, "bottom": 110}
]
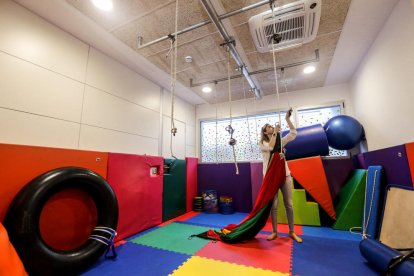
[{"left": 169, "top": 256, "right": 289, "bottom": 276}]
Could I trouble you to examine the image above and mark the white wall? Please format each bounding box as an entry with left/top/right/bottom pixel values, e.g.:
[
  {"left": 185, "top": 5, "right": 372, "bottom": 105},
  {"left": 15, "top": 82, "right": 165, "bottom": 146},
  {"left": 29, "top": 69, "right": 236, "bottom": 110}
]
[
  {"left": 0, "top": 0, "right": 196, "bottom": 157},
  {"left": 351, "top": 0, "right": 414, "bottom": 151},
  {"left": 196, "top": 83, "right": 353, "bottom": 156}
]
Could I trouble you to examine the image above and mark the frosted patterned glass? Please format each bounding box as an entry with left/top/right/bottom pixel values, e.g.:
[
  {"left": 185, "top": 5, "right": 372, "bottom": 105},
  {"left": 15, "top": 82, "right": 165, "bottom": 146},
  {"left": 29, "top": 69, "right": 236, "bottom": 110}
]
[{"left": 200, "top": 112, "right": 289, "bottom": 163}]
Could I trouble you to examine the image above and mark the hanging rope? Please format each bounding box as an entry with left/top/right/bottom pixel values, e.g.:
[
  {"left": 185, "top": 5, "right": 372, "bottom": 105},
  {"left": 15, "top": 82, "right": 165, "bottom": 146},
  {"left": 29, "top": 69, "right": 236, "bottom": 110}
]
[
  {"left": 270, "top": 3, "right": 283, "bottom": 154},
  {"left": 349, "top": 169, "right": 378, "bottom": 238},
  {"left": 253, "top": 94, "right": 260, "bottom": 159},
  {"left": 214, "top": 81, "right": 219, "bottom": 164},
  {"left": 281, "top": 68, "right": 291, "bottom": 108},
  {"left": 166, "top": 0, "right": 179, "bottom": 158},
  {"left": 241, "top": 76, "right": 254, "bottom": 156},
  {"left": 225, "top": 46, "right": 239, "bottom": 174}
]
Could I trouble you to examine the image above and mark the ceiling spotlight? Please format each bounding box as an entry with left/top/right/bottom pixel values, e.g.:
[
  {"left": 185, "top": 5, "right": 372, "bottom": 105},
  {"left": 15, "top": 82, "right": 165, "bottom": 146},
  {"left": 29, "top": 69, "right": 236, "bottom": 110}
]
[
  {"left": 92, "top": 0, "right": 113, "bottom": 11},
  {"left": 202, "top": 86, "right": 212, "bottom": 93},
  {"left": 303, "top": 65, "right": 316, "bottom": 74}
]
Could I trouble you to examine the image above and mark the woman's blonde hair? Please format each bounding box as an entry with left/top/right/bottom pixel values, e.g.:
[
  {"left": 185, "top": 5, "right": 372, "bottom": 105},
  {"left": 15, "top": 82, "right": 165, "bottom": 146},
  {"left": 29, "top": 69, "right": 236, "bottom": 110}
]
[{"left": 260, "top": 123, "right": 271, "bottom": 144}]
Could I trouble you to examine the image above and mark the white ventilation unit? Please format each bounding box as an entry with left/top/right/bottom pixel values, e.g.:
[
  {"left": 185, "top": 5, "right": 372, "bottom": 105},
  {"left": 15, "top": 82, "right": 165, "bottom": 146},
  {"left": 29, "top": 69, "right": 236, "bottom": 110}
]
[{"left": 248, "top": 0, "right": 322, "bottom": 53}]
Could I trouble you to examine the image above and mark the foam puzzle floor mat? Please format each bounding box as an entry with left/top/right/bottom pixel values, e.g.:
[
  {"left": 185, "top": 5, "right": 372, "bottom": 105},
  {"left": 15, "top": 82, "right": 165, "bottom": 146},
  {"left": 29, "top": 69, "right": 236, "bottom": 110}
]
[{"left": 82, "top": 212, "right": 379, "bottom": 276}]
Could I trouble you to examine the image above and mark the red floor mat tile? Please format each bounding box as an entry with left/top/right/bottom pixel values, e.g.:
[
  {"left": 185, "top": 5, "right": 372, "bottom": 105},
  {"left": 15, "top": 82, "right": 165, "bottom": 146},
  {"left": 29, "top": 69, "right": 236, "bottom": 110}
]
[
  {"left": 196, "top": 233, "right": 292, "bottom": 273},
  {"left": 262, "top": 220, "right": 304, "bottom": 235}
]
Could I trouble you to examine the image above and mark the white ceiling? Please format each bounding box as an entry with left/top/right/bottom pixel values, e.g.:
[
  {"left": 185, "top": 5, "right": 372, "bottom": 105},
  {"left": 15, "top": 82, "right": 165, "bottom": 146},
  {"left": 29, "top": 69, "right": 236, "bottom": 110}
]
[{"left": 14, "top": 0, "right": 398, "bottom": 105}]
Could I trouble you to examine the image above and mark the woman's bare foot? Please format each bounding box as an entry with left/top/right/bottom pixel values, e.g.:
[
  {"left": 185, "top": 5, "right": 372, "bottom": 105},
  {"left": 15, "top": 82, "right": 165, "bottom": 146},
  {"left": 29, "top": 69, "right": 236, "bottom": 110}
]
[
  {"left": 267, "top": 232, "right": 278, "bottom": 241},
  {"left": 289, "top": 232, "right": 303, "bottom": 243}
]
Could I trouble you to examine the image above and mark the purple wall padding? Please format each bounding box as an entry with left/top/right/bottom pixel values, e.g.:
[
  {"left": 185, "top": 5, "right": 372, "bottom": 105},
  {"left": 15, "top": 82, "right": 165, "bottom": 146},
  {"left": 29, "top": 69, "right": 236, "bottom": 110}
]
[
  {"left": 198, "top": 163, "right": 252, "bottom": 212},
  {"left": 250, "top": 162, "right": 263, "bottom": 206},
  {"left": 362, "top": 145, "right": 413, "bottom": 187},
  {"left": 322, "top": 157, "right": 354, "bottom": 201},
  {"left": 282, "top": 124, "right": 329, "bottom": 160},
  {"left": 353, "top": 153, "right": 367, "bottom": 169}
]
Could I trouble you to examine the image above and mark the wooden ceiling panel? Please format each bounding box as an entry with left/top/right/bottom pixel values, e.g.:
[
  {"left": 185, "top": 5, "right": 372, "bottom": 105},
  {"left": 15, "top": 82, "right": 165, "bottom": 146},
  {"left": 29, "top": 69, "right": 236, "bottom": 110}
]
[{"left": 67, "top": 0, "right": 351, "bottom": 104}]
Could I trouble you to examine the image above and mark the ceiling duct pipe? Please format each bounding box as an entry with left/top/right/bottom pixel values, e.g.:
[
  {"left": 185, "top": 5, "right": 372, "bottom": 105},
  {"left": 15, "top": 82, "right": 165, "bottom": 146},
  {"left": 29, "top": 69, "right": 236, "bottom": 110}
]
[{"left": 199, "top": 0, "right": 262, "bottom": 100}]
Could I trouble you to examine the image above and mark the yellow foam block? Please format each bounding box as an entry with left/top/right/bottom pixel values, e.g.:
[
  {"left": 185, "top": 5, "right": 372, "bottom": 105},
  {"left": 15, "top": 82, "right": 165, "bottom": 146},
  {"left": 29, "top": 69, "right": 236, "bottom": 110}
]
[{"left": 170, "top": 256, "right": 288, "bottom": 276}]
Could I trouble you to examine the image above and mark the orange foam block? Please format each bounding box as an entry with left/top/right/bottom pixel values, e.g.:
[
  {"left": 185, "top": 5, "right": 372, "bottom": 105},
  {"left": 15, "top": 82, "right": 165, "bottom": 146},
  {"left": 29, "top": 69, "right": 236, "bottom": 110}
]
[
  {"left": 288, "top": 156, "right": 336, "bottom": 219},
  {"left": 0, "top": 223, "right": 27, "bottom": 276},
  {"left": 405, "top": 142, "right": 414, "bottom": 187}
]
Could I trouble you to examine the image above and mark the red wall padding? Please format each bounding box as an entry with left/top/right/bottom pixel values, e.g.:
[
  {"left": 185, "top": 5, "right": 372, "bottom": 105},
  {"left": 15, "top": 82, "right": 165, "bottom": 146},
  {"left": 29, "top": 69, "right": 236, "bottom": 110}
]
[
  {"left": 185, "top": 157, "right": 198, "bottom": 212},
  {"left": 107, "top": 153, "right": 163, "bottom": 241},
  {"left": 0, "top": 143, "right": 108, "bottom": 250},
  {"left": 405, "top": 142, "right": 414, "bottom": 187}
]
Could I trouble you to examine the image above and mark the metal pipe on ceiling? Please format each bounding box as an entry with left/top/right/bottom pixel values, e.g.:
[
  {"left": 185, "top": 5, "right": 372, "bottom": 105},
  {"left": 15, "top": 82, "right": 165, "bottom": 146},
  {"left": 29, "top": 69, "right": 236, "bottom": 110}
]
[
  {"left": 137, "top": 0, "right": 269, "bottom": 49},
  {"left": 199, "top": 0, "right": 261, "bottom": 99},
  {"left": 190, "top": 49, "right": 320, "bottom": 88}
]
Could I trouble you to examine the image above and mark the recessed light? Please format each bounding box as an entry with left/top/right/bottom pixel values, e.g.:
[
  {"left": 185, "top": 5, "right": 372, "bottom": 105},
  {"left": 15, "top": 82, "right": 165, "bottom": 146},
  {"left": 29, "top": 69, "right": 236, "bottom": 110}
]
[
  {"left": 202, "top": 86, "right": 212, "bottom": 93},
  {"left": 303, "top": 65, "right": 316, "bottom": 74},
  {"left": 92, "top": 0, "right": 113, "bottom": 11}
]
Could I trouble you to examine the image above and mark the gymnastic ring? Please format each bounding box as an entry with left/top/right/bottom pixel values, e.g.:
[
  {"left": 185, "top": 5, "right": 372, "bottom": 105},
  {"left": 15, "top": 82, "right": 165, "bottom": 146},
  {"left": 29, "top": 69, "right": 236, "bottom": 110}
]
[{"left": 3, "top": 167, "right": 118, "bottom": 276}]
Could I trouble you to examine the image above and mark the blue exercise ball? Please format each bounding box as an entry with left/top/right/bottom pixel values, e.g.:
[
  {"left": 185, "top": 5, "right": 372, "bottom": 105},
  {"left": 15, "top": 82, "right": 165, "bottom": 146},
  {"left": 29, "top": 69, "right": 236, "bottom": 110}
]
[{"left": 323, "top": 115, "right": 364, "bottom": 150}]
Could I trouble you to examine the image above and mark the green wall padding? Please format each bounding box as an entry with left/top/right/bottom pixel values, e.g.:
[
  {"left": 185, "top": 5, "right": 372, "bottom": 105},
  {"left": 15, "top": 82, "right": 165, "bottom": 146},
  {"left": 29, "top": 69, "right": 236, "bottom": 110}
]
[
  {"left": 163, "top": 159, "right": 186, "bottom": 222},
  {"left": 332, "top": 169, "right": 366, "bottom": 230},
  {"left": 277, "top": 182, "right": 321, "bottom": 226}
]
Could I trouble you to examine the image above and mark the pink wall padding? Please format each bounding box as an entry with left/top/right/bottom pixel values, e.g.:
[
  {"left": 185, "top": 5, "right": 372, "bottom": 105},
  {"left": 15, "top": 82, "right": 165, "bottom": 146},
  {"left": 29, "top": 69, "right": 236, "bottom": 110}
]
[
  {"left": 250, "top": 162, "right": 263, "bottom": 205},
  {"left": 107, "top": 153, "right": 163, "bottom": 241},
  {"left": 186, "top": 157, "right": 198, "bottom": 212}
]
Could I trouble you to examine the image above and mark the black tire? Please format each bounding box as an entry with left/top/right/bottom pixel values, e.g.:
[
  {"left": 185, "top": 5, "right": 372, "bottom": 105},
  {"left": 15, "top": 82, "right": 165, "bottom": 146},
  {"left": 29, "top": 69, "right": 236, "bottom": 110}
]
[{"left": 3, "top": 167, "right": 118, "bottom": 276}]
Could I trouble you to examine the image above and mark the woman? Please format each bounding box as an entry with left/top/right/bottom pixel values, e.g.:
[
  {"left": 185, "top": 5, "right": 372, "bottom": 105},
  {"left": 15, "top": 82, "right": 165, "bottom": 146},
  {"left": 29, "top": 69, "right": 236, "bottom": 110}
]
[{"left": 259, "top": 109, "right": 302, "bottom": 243}]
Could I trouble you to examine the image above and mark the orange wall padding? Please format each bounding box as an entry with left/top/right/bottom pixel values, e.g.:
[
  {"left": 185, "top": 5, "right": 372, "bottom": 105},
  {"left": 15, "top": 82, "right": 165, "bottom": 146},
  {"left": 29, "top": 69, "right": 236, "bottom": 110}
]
[
  {"left": 405, "top": 142, "right": 414, "bottom": 187},
  {"left": 288, "top": 156, "right": 336, "bottom": 219},
  {"left": 0, "top": 223, "right": 27, "bottom": 276},
  {"left": 0, "top": 143, "right": 108, "bottom": 250},
  {"left": 186, "top": 157, "right": 198, "bottom": 212}
]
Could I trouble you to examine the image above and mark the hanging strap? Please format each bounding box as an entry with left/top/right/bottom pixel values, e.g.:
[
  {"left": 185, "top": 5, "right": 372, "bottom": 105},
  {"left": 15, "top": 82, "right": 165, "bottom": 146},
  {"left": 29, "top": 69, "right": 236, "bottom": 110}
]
[{"left": 89, "top": 226, "right": 117, "bottom": 259}]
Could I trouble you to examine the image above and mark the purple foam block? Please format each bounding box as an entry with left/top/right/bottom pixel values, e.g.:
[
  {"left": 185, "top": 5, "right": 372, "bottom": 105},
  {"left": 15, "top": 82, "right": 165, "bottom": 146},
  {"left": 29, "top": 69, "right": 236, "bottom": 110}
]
[
  {"left": 197, "top": 162, "right": 252, "bottom": 212},
  {"left": 322, "top": 157, "right": 355, "bottom": 201},
  {"left": 282, "top": 124, "right": 330, "bottom": 161},
  {"left": 362, "top": 145, "right": 412, "bottom": 187},
  {"left": 354, "top": 153, "right": 367, "bottom": 169},
  {"left": 250, "top": 162, "right": 263, "bottom": 206}
]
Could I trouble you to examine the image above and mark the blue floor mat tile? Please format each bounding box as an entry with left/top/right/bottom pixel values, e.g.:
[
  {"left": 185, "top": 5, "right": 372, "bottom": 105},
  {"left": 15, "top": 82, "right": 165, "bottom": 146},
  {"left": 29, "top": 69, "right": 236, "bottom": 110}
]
[
  {"left": 184, "top": 212, "right": 247, "bottom": 228},
  {"left": 302, "top": 226, "right": 362, "bottom": 241},
  {"left": 292, "top": 235, "right": 378, "bottom": 276},
  {"left": 81, "top": 242, "right": 189, "bottom": 276}
]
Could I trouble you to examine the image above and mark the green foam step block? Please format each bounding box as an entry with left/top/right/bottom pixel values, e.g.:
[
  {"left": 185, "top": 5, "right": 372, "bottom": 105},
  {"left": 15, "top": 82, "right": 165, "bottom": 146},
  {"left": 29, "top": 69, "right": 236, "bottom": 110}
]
[
  {"left": 131, "top": 222, "right": 215, "bottom": 255},
  {"left": 277, "top": 183, "right": 321, "bottom": 226},
  {"left": 333, "top": 169, "right": 366, "bottom": 230}
]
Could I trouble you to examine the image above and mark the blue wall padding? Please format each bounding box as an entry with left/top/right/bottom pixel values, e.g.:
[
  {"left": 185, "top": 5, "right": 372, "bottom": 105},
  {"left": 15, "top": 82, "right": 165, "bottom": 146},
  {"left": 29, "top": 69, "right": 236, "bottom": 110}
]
[
  {"left": 363, "top": 166, "right": 383, "bottom": 239},
  {"left": 198, "top": 163, "right": 252, "bottom": 212},
  {"left": 359, "top": 238, "right": 414, "bottom": 275},
  {"left": 282, "top": 124, "right": 329, "bottom": 160}
]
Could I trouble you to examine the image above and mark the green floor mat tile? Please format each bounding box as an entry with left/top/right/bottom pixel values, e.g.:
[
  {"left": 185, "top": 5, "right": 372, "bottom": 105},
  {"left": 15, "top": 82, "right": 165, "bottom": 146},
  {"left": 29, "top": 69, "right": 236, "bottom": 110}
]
[{"left": 131, "top": 222, "right": 216, "bottom": 255}]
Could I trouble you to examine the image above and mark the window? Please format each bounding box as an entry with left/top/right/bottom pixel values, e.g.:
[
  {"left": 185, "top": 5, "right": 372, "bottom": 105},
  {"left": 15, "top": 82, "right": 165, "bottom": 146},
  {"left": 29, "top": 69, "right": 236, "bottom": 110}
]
[
  {"left": 200, "top": 103, "right": 346, "bottom": 163},
  {"left": 200, "top": 112, "right": 291, "bottom": 163}
]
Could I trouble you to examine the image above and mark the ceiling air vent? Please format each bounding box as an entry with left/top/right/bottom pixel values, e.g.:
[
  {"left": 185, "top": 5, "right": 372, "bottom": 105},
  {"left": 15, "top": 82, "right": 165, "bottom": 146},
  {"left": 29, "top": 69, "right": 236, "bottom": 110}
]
[{"left": 248, "top": 0, "right": 321, "bottom": 53}]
